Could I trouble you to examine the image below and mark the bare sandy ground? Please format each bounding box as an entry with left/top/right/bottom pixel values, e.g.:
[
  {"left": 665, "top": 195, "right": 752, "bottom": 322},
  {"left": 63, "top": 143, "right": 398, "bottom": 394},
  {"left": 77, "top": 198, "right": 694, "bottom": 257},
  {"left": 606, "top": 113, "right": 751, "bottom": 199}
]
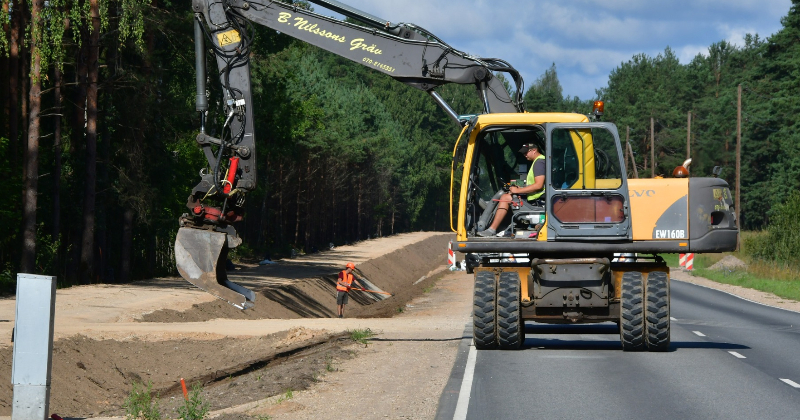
[{"left": 0, "top": 232, "right": 451, "bottom": 346}]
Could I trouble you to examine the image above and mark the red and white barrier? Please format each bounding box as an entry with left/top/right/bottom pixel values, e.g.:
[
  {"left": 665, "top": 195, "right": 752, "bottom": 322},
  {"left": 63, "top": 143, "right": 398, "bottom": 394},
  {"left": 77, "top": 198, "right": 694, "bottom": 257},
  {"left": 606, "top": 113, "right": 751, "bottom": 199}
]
[
  {"left": 448, "top": 241, "right": 456, "bottom": 268},
  {"left": 680, "top": 253, "right": 694, "bottom": 270}
]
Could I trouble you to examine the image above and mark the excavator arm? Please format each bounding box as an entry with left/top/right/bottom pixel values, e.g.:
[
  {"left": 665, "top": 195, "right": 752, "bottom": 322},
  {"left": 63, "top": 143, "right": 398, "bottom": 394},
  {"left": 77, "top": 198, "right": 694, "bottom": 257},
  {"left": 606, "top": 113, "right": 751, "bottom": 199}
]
[{"left": 175, "top": 0, "right": 526, "bottom": 309}]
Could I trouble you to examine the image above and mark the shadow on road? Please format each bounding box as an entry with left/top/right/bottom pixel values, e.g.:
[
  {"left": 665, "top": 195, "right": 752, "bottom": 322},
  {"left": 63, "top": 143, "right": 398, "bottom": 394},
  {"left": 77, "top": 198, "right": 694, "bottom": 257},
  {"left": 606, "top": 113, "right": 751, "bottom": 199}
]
[
  {"left": 372, "top": 336, "right": 469, "bottom": 342},
  {"left": 518, "top": 322, "right": 751, "bottom": 352}
]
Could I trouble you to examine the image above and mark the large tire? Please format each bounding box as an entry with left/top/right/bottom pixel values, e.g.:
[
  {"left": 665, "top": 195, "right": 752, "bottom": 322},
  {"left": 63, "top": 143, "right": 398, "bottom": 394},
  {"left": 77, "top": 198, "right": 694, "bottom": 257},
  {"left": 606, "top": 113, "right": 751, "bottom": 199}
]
[
  {"left": 620, "top": 271, "right": 646, "bottom": 351},
  {"left": 497, "top": 271, "right": 523, "bottom": 349},
  {"left": 645, "top": 271, "right": 671, "bottom": 351},
  {"left": 473, "top": 271, "right": 497, "bottom": 349}
]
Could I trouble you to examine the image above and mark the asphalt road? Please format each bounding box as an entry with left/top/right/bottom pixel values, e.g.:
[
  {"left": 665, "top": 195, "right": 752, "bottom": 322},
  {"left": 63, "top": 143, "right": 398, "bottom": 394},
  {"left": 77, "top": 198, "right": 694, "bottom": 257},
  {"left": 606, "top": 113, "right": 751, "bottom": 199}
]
[{"left": 442, "top": 279, "right": 800, "bottom": 420}]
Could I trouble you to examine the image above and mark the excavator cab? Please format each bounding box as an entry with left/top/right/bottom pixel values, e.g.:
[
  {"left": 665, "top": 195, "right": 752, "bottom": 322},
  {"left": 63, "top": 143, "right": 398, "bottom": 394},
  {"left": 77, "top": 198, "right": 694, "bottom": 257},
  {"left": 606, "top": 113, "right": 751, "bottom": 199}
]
[{"left": 543, "top": 122, "right": 631, "bottom": 242}]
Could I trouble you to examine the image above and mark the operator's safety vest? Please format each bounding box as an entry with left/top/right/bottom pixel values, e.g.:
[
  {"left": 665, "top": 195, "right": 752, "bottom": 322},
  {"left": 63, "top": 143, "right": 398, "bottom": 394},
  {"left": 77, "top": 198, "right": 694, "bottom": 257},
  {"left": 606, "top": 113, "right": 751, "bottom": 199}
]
[
  {"left": 526, "top": 154, "right": 546, "bottom": 201},
  {"left": 337, "top": 271, "right": 354, "bottom": 292}
]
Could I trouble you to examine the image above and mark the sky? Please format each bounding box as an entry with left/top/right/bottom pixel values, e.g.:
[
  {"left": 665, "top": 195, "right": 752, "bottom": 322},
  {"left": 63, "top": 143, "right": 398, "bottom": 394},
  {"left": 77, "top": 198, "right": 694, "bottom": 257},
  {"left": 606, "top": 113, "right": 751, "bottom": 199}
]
[{"left": 314, "top": 0, "right": 792, "bottom": 100}]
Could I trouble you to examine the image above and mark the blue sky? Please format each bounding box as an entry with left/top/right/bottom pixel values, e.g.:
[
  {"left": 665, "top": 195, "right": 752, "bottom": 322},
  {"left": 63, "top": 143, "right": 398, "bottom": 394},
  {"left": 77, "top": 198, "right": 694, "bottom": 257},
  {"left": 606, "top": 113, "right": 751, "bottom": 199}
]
[{"left": 315, "top": 0, "right": 792, "bottom": 100}]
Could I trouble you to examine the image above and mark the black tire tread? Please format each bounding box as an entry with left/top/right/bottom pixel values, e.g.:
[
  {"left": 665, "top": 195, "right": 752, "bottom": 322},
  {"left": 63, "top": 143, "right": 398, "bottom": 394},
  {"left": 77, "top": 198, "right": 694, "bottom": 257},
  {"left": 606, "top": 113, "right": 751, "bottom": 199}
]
[
  {"left": 473, "top": 271, "right": 497, "bottom": 349},
  {"left": 645, "top": 270, "right": 671, "bottom": 352},
  {"left": 497, "top": 272, "right": 523, "bottom": 349},
  {"left": 620, "top": 271, "right": 646, "bottom": 351}
]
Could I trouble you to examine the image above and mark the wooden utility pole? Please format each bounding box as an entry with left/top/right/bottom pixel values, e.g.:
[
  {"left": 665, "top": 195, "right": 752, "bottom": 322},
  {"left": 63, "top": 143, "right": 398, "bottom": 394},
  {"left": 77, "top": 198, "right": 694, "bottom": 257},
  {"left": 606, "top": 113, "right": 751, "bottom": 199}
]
[
  {"left": 627, "top": 141, "right": 638, "bottom": 178},
  {"left": 624, "top": 126, "right": 630, "bottom": 174},
  {"left": 687, "top": 111, "right": 692, "bottom": 159},
  {"left": 650, "top": 117, "right": 655, "bottom": 177},
  {"left": 736, "top": 84, "right": 742, "bottom": 244}
]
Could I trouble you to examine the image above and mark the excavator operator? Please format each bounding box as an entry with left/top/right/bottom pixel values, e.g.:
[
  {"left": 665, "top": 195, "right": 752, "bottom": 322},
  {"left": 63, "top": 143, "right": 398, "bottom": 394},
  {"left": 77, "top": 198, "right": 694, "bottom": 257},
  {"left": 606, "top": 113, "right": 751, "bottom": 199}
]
[{"left": 477, "top": 142, "right": 546, "bottom": 237}]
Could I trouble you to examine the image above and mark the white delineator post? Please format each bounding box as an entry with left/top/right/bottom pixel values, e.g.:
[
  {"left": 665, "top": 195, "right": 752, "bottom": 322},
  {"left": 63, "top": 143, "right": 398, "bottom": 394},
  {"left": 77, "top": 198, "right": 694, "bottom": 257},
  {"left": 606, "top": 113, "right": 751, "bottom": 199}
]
[{"left": 12, "top": 274, "right": 57, "bottom": 420}]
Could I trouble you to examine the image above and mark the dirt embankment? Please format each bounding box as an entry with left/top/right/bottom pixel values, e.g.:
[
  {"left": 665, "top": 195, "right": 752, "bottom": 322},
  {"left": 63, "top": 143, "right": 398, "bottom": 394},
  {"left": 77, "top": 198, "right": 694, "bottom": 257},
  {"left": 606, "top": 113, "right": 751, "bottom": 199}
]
[
  {"left": 0, "top": 232, "right": 457, "bottom": 418},
  {"left": 141, "top": 233, "right": 452, "bottom": 322}
]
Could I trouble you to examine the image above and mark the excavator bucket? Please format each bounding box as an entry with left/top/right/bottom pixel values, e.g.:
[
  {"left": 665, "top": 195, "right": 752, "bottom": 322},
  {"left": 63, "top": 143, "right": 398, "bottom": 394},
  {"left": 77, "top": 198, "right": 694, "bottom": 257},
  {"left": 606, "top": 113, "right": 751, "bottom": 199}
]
[{"left": 174, "top": 227, "right": 255, "bottom": 309}]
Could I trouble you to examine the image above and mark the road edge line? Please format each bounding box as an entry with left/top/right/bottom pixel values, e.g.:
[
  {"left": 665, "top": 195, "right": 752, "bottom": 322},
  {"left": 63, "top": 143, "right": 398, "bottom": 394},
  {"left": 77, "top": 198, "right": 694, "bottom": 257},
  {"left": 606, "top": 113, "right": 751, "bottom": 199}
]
[
  {"left": 434, "top": 323, "right": 473, "bottom": 420},
  {"left": 453, "top": 341, "right": 477, "bottom": 420},
  {"left": 672, "top": 278, "right": 800, "bottom": 314}
]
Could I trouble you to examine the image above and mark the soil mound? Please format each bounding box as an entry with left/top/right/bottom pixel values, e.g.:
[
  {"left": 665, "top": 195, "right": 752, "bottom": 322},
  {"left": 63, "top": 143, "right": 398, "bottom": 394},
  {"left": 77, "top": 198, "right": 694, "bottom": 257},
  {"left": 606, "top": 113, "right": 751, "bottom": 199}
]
[
  {"left": 141, "top": 233, "right": 453, "bottom": 322},
  {"left": 0, "top": 330, "right": 350, "bottom": 417},
  {"left": 708, "top": 255, "right": 748, "bottom": 271}
]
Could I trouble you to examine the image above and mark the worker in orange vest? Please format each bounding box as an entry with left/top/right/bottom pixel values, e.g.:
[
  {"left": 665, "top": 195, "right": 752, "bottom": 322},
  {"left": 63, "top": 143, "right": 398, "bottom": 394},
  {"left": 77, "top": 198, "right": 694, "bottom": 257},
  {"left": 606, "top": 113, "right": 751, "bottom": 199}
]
[{"left": 336, "top": 262, "right": 365, "bottom": 318}]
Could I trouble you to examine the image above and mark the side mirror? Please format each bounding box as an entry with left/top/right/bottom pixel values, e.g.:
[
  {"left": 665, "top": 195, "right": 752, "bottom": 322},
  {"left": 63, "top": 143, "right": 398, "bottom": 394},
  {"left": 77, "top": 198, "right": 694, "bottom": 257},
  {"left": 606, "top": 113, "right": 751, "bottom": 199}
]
[{"left": 712, "top": 166, "right": 723, "bottom": 178}]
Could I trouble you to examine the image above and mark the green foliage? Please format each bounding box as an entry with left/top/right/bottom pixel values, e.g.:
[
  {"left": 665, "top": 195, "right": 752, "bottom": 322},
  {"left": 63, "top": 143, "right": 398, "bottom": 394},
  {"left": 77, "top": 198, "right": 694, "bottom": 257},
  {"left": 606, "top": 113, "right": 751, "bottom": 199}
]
[
  {"left": 5, "top": 0, "right": 800, "bottom": 286},
  {"left": 347, "top": 328, "right": 374, "bottom": 345},
  {"left": 275, "top": 388, "right": 294, "bottom": 404},
  {"left": 694, "top": 265, "right": 800, "bottom": 302},
  {"left": 123, "top": 381, "right": 162, "bottom": 420},
  {"left": 0, "top": 4, "right": 8, "bottom": 54},
  {"left": 746, "top": 191, "right": 800, "bottom": 264},
  {"left": 34, "top": 224, "right": 63, "bottom": 275},
  {"left": 176, "top": 383, "right": 209, "bottom": 420},
  {"left": 660, "top": 254, "right": 680, "bottom": 268},
  {"left": 0, "top": 263, "right": 15, "bottom": 295}
]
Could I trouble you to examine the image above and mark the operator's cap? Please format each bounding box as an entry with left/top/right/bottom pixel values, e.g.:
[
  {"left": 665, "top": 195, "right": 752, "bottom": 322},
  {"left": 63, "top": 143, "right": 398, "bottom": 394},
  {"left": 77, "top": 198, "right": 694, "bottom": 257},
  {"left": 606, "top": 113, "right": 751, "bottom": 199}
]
[{"left": 518, "top": 143, "right": 537, "bottom": 153}]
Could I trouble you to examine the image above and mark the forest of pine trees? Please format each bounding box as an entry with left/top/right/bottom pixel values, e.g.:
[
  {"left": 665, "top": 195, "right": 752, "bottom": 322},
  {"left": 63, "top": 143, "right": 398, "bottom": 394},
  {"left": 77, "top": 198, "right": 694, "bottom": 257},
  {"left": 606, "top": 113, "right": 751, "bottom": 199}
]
[{"left": 1, "top": 0, "right": 799, "bottom": 287}]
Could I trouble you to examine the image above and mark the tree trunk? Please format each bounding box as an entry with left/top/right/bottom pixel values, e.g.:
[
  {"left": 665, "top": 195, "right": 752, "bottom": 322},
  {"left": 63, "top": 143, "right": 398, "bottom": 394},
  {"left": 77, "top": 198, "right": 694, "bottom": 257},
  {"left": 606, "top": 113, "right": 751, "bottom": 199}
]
[
  {"left": 294, "top": 160, "right": 302, "bottom": 246},
  {"left": 8, "top": 0, "right": 22, "bottom": 157},
  {"left": 80, "top": 0, "right": 101, "bottom": 283},
  {"left": 278, "top": 162, "right": 284, "bottom": 245},
  {"left": 20, "top": 0, "right": 45, "bottom": 273},
  {"left": 304, "top": 156, "right": 312, "bottom": 250},
  {"left": 357, "top": 173, "right": 363, "bottom": 239},
  {"left": 72, "top": 18, "right": 88, "bottom": 154},
  {"left": 1, "top": 0, "right": 9, "bottom": 134},
  {"left": 53, "top": 66, "right": 63, "bottom": 242},
  {"left": 120, "top": 208, "right": 134, "bottom": 283}
]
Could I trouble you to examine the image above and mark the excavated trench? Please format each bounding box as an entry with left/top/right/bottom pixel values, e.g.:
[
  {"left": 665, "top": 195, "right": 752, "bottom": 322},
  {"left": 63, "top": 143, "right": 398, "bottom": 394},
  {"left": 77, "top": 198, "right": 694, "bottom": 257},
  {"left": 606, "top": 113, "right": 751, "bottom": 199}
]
[{"left": 0, "top": 233, "right": 453, "bottom": 417}]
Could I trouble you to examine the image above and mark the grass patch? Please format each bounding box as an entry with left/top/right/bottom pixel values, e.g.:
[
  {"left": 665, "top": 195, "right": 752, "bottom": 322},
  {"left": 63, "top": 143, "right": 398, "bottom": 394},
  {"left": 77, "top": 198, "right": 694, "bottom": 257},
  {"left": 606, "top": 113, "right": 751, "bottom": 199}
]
[
  {"left": 325, "top": 355, "right": 336, "bottom": 372},
  {"left": 347, "top": 328, "right": 375, "bottom": 345},
  {"left": 123, "top": 381, "right": 162, "bottom": 420},
  {"left": 693, "top": 253, "right": 800, "bottom": 302},
  {"left": 175, "top": 382, "right": 209, "bottom": 420},
  {"left": 275, "top": 388, "right": 294, "bottom": 404},
  {"left": 660, "top": 254, "right": 679, "bottom": 268}
]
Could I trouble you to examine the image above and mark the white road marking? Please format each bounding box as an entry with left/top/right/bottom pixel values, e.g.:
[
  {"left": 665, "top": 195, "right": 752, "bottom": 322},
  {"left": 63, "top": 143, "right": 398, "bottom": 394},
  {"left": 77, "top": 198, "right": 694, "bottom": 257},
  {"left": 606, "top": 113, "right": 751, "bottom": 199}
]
[
  {"left": 693, "top": 331, "right": 706, "bottom": 337},
  {"left": 673, "top": 278, "right": 800, "bottom": 314},
  {"left": 670, "top": 317, "right": 677, "bottom": 321},
  {"left": 728, "top": 351, "right": 746, "bottom": 359},
  {"left": 453, "top": 342, "right": 477, "bottom": 420},
  {"left": 780, "top": 378, "right": 800, "bottom": 388}
]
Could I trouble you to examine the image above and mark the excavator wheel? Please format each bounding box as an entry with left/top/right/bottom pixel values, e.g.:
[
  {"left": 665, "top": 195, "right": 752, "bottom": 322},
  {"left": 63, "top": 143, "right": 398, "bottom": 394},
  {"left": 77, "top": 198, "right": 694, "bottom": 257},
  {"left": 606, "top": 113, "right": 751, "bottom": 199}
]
[
  {"left": 620, "top": 271, "right": 646, "bottom": 351},
  {"left": 497, "top": 271, "right": 523, "bottom": 349},
  {"left": 175, "top": 227, "right": 255, "bottom": 310},
  {"left": 645, "top": 271, "right": 671, "bottom": 351},
  {"left": 473, "top": 271, "right": 498, "bottom": 350}
]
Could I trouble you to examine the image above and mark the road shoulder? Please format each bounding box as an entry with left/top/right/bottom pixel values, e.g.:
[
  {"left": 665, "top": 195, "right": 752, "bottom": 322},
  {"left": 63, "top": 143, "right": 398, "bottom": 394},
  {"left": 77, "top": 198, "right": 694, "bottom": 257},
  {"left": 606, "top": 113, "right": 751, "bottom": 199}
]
[{"left": 670, "top": 268, "right": 800, "bottom": 313}]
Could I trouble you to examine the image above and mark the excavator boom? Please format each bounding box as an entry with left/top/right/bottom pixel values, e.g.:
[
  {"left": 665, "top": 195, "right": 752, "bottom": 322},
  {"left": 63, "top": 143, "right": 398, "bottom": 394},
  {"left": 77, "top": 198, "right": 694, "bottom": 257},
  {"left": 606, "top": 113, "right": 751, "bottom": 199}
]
[{"left": 176, "top": 0, "right": 527, "bottom": 308}]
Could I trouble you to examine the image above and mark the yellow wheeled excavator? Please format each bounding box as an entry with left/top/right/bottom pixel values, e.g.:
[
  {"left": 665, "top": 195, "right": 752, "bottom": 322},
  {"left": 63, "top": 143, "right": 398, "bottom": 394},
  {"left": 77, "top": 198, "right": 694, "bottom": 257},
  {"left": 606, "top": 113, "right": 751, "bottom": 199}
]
[
  {"left": 449, "top": 104, "right": 738, "bottom": 351},
  {"left": 175, "top": 0, "right": 739, "bottom": 353}
]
